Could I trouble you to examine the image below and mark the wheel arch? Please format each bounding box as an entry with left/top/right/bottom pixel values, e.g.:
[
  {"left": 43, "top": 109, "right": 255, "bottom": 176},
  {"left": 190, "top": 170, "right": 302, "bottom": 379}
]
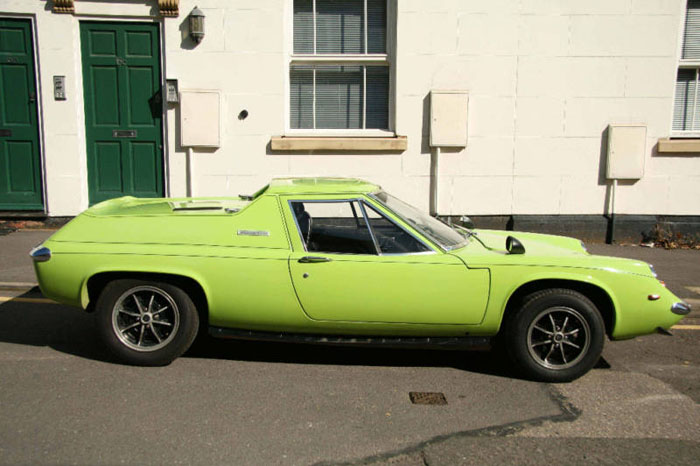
[
  {"left": 83, "top": 271, "right": 209, "bottom": 327},
  {"left": 501, "top": 279, "right": 616, "bottom": 338}
]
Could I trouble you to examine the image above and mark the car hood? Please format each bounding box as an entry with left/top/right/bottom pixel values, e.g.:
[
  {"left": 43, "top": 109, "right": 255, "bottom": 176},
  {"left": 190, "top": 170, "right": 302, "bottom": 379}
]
[
  {"left": 452, "top": 229, "right": 654, "bottom": 277},
  {"left": 470, "top": 229, "right": 585, "bottom": 255}
]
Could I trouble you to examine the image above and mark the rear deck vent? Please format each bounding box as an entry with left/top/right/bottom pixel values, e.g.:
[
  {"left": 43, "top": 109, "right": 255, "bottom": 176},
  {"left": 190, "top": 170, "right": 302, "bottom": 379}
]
[
  {"left": 409, "top": 392, "right": 447, "bottom": 405},
  {"left": 170, "top": 201, "right": 222, "bottom": 211}
]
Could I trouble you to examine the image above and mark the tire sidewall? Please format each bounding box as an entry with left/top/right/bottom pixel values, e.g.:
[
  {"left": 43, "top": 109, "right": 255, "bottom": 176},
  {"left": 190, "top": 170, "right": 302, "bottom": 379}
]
[
  {"left": 95, "top": 279, "right": 199, "bottom": 366},
  {"left": 505, "top": 289, "right": 605, "bottom": 383}
]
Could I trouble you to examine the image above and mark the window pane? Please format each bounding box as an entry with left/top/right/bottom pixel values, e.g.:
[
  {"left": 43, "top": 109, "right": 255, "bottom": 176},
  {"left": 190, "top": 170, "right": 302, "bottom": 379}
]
[
  {"left": 673, "top": 69, "right": 697, "bottom": 131},
  {"left": 294, "top": 0, "right": 314, "bottom": 53},
  {"left": 366, "top": 66, "right": 389, "bottom": 129},
  {"left": 367, "top": 0, "right": 387, "bottom": 53},
  {"left": 373, "top": 190, "right": 468, "bottom": 250},
  {"left": 363, "top": 203, "right": 431, "bottom": 254},
  {"left": 292, "top": 201, "right": 376, "bottom": 255},
  {"left": 315, "top": 65, "right": 363, "bottom": 129},
  {"left": 683, "top": 0, "right": 700, "bottom": 59},
  {"left": 316, "top": 0, "right": 364, "bottom": 54},
  {"left": 290, "top": 66, "right": 314, "bottom": 129}
]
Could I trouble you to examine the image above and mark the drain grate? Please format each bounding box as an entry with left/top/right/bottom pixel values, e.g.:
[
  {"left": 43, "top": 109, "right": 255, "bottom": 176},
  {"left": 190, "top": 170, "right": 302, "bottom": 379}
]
[{"left": 409, "top": 391, "right": 447, "bottom": 405}]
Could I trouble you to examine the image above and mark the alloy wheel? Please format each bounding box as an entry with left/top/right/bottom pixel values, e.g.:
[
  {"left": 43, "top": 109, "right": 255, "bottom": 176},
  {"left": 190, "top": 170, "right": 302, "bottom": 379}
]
[
  {"left": 526, "top": 306, "right": 591, "bottom": 370},
  {"left": 111, "top": 286, "right": 180, "bottom": 352}
]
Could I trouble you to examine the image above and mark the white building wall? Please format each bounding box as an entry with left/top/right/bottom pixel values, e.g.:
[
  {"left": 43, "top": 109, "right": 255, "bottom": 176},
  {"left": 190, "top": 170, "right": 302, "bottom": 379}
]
[{"left": 1, "top": 0, "right": 699, "bottom": 217}]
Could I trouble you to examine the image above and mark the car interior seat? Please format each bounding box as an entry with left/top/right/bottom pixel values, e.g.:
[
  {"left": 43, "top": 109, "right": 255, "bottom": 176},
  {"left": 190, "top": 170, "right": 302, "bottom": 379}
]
[{"left": 292, "top": 202, "right": 312, "bottom": 245}]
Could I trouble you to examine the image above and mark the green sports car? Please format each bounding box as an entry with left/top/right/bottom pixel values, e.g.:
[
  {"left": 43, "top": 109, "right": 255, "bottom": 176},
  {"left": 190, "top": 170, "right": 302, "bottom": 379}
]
[{"left": 30, "top": 177, "right": 690, "bottom": 382}]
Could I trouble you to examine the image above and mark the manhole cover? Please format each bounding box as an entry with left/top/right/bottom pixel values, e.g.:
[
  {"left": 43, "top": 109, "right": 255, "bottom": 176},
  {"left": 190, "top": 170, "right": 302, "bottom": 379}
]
[{"left": 409, "top": 392, "right": 447, "bottom": 405}]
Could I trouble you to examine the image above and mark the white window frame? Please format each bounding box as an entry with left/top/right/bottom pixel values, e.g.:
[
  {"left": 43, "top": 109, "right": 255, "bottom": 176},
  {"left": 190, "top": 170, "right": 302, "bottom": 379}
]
[
  {"left": 672, "top": 2, "right": 700, "bottom": 137},
  {"left": 284, "top": 0, "right": 395, "bottom": 137}
]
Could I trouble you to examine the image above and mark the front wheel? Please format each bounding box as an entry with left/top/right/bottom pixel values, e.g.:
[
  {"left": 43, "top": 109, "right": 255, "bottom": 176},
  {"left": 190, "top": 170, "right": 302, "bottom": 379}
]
[
  {"left": 504, "top": 288, "right": 605, "bottom": 383},
  {"left": 95, "top": 279, "right": 199, "bottom": 366}
]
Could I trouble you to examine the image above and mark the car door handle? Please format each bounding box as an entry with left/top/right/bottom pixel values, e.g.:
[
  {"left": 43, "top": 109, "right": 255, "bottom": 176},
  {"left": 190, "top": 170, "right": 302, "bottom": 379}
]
[{"left": 298, "top": 256, "right": 332, "bottom": 263}]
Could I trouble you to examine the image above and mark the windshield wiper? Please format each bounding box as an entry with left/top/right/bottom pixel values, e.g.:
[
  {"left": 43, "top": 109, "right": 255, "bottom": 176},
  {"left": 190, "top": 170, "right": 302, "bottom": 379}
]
[{"left": 452, "top": 223, "right": 476, "bottom": 238}]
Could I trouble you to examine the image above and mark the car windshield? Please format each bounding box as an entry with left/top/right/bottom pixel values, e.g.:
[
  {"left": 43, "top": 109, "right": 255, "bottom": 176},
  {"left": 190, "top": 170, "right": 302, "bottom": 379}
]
[{"left": 370, "top": 191, "right": 469, "bottom": 251}]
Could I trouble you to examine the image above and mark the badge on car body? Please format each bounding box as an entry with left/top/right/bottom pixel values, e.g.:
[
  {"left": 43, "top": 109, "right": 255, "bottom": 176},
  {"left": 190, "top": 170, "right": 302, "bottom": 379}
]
[{"left": 237, "top": 230, "right": 270, "bottom": 237}]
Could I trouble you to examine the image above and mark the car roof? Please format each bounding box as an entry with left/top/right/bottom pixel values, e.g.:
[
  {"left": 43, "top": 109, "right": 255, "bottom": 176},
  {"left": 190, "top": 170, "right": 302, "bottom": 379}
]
[{"left": 265, "top": 177, "right": 380, "bottom": 195}]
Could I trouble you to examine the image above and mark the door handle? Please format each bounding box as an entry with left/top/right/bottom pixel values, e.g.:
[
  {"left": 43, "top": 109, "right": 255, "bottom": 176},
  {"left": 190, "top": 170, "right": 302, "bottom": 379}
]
[{"left": 298, "top": 256, "right": 332, "bottom": 263}]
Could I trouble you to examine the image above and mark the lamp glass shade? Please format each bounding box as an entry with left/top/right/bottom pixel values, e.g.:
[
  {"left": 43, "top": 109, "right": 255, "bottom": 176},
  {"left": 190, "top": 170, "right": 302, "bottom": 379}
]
[{"left": 189, "top": 7, "right": 205, "bottom": 43}]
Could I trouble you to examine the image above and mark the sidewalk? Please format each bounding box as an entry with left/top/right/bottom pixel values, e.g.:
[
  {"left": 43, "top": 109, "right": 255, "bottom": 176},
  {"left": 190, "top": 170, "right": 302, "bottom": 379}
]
[{"left": 0, "top": 230, "right": 54, "bottom": 284}]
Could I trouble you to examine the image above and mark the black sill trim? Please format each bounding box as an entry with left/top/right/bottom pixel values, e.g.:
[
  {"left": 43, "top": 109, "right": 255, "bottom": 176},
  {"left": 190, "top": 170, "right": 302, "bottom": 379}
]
[{"left": 209, "top": 326, "right": 491, "bottom": 351}]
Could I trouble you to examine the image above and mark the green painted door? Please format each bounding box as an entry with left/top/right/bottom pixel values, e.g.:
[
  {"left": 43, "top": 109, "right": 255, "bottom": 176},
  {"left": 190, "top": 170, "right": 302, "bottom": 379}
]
[
  {"left": 0, "top": 18, "right": 43, "bottom": 210},
  {"left": 80, "top": 22, "right": 164, "bottom": 205}
]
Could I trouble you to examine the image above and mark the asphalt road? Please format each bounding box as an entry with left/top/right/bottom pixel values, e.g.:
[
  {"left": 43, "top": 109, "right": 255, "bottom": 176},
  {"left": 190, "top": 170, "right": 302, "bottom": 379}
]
[{"left": 0, "top": 231, "right": 698, "bottom": 465}]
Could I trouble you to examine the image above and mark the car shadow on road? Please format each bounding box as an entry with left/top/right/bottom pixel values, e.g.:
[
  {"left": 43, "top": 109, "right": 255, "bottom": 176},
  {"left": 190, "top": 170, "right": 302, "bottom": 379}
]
[
  {"left": 184, "top": 334, "right": 519, "bottom": 379},
  {"left": 0, "top": 290, "right": 533, "bottom": 380},
  {"left": 0, "top": 290, "right": 114, "bottom": 363}
]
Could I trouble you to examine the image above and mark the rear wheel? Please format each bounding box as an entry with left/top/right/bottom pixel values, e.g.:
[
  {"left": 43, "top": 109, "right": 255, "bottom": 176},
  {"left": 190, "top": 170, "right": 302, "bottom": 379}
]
[
  {"left": 95, "top": 279, "right": 199, "bottom": 366},
  {"left": 504, "top": 288, "right": 605, "bottom": 382}
]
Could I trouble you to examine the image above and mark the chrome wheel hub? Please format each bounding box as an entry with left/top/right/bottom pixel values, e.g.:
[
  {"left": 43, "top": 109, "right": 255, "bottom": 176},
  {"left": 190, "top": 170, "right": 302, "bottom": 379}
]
[
  {"left": 526, "top": 306, "right": 590, "bottom": 370},
  {"left": 111, "top": 286, "right": 180, "bottom": 352}
]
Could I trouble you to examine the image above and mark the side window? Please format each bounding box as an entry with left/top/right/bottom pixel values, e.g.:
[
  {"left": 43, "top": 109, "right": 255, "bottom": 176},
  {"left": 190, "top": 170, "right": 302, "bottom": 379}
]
[
  {"left": 291, "top": 201, "right": 376, "bottom": 255},
  {"left": 363, "top": 203, "right": 431, "bottom": 254}
]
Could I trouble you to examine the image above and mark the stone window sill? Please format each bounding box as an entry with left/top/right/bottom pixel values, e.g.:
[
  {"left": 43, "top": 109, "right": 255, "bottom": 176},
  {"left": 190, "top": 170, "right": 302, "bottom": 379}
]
[
  {"left": 270, "top": 136, "right": 407, "bottom": 152},
  {"left": 657, "top": 138, "right": 700, "bottom": 154}
]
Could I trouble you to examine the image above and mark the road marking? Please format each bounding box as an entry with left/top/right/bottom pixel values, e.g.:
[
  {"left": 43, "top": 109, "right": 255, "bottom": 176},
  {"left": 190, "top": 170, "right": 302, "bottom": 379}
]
[
  {"left": 0, "top": 296, "right": 55, "bottom": 304},
  {"left": 0, "top": 281, "right": 37, "bottom": 289},
  {"left": 684, "top": 298, "right": 699, "bottom": 308},
  {"left": 671, "top": 324, "right": 700, "bottom": 330}
]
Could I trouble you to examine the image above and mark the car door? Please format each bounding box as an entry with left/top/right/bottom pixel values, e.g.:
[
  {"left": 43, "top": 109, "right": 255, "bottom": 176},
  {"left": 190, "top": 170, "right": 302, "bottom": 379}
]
[{"left": 283, "top": 196, "right": 490, "bottom": 325}]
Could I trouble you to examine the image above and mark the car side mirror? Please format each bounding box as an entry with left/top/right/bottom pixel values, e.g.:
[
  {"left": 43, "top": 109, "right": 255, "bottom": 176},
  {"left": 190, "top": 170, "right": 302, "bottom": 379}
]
[
  {"left": 506, "top": 236, "right": 525, "bottom": 255},
  {"left": 459, "top": 215, "right": 475, "bottom": 229}
]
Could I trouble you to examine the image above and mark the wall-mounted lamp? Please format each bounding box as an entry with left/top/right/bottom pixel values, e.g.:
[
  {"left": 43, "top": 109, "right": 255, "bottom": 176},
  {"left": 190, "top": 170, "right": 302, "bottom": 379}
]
[{"left": 189, "top": 6, "right": 205, "bottom": 44}]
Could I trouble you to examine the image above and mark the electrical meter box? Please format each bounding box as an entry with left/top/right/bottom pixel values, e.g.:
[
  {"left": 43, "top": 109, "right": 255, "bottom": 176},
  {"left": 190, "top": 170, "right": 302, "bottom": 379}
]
[
  {"left": 180, "top": 90, "right": 221, "bottom": 148},
  {"left": 606, "top": 124, "right": 646, "bottom": 179},
  {"left": 430, "top": 90, "right": 469, "bottom": 147}
]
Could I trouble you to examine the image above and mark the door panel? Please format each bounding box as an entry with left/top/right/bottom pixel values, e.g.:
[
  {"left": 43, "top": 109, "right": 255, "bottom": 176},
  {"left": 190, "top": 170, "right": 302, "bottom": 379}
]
[
  {"left": 0, "top": 18, "right": 43, "bottom": 210},
  {"left": 91, "top": 67, "right": 120, "bottom": 125},
  {"left": 81, "top": 22, "right": 163, "bottom": 205},
  {"left": 95, "top": 142, "right": 122, "bottom": 192},
  {"left": 289, "top": 253, "right": 490, "bottom": 325}
]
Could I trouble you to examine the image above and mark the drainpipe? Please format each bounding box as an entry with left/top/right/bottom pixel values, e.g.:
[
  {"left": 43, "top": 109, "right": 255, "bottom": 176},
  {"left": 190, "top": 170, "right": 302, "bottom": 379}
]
[
  {"left": 430, "top": 146, "right": 441, "bottom": 216},
  {"left": 186, "top": 146, "right": 194, "bottom": 197},
  {"left": 608, "top": 178, "right": 617, "bottom": 244}
]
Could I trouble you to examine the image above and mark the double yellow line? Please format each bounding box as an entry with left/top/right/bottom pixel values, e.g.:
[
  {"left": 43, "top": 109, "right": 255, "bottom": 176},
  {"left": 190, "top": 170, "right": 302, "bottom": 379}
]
[{"left": 0, "top": 296, "right": 54, "bottom": 304}]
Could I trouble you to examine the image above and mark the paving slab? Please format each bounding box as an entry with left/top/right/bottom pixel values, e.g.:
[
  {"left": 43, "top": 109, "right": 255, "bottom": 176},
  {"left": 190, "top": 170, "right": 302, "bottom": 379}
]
[
  {"left": 512, "top": 370, "right": 700, "bottom": 441},
  {"left": 420, "top": 438, "right": 700, "bottom": 466}
]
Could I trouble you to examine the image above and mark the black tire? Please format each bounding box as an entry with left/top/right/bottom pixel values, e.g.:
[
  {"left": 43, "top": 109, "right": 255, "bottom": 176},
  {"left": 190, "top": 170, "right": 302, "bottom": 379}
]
[
  {"left": 95, "top": 279, "right": 199, "bottom": 366},
  {"left": 503, "top": 288, "right": 605, "bottom": 383}
]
